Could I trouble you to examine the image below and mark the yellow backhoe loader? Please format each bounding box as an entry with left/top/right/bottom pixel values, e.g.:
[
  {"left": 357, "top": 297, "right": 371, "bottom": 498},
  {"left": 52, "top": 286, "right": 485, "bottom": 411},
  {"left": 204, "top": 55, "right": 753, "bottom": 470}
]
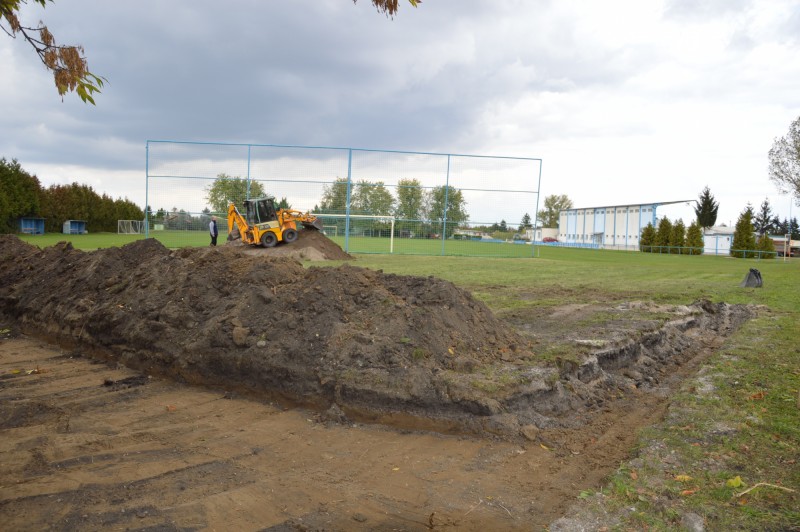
[{"left": 227, "top": 197, "right": 323, "bottom": 247}]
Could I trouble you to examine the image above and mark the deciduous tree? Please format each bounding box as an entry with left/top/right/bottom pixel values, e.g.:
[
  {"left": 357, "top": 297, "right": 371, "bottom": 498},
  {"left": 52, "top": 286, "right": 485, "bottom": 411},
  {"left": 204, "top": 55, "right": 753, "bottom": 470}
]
[
  {"left": 204, "top": 173, "right": 266, "bottom": 214},
  {"left": 394, "top": 178, "right": 424, "bottom": 220},
  {"left": 351, "top": 180, "right": 395, "bottom": 215},
  {"left": 768, "top": 116, "right": 800, "bottom": 205},
  {"left": 426, "top": 185, "right": 468, "bottom": 237},
  {"left": 0, "top": 158, "right": 40, "bottom": 233},
  {"left": 316, "top": 177, "right": 349, "bottom": 214},
  {"left": 537, "top": 194, "right": 573, "bottom": 228}
]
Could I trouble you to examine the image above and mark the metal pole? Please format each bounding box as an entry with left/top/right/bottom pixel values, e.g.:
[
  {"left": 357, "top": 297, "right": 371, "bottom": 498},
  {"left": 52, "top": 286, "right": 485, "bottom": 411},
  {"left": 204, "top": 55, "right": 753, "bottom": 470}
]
[
  {"left": 441, "top": 155, "right": 450, "bottom": 256},
  {"left": 145, "top": 141, "right": 150, "bottom": 239},
  {"left": 246, "top": 145, "right": 252, "bottom": 200},
  {"left": 532, "top": 159, "right": 543, "bottom": 257},
  {"left": 344, "top": 149, "right": 353, "bottom": 253},
  {"left": 390, "top": 218, "right": 395, "bottom": 254},
  {"left": 787, "top": 195, "right": 793, "bottom": 262}
]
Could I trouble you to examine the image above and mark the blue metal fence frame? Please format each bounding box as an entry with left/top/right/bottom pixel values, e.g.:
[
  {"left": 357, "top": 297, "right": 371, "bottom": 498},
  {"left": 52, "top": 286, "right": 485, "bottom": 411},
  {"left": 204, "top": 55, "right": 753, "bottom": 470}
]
[{"left": 145, "top": 140, "right": 543, "bottom": 257}]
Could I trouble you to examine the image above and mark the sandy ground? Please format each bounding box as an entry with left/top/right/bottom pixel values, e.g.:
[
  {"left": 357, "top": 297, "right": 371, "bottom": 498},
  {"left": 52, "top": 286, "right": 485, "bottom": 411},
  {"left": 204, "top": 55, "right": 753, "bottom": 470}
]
[{"left": 0, "top": 334, "right": 680, "bottom": 531}]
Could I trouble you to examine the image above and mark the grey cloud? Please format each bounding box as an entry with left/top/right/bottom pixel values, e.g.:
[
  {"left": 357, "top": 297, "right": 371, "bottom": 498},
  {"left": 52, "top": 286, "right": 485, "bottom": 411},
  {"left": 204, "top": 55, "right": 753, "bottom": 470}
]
[{"left": 5, "top": 0, "right": 642, "bottom": 170}]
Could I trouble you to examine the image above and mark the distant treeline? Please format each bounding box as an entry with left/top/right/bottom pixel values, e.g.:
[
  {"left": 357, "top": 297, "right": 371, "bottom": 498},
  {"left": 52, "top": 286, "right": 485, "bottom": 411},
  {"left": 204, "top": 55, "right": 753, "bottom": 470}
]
[{"left": 1, "top": 158, "right": 143, "bottom": 234}]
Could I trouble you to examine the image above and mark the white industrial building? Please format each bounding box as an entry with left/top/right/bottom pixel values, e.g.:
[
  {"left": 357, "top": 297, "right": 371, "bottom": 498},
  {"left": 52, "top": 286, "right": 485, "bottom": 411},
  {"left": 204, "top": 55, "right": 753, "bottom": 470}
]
[{"left": 558, "top": 200, "right": 692, "bottom": 250}]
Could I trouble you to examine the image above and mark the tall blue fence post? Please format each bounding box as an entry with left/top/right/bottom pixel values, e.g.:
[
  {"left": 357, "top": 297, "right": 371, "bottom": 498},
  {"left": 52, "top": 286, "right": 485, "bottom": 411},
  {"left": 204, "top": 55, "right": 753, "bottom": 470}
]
[
  {"left": 532, "top": 160, "right": 543, "bottom": 257},
  {"left": 246, "top": 145, "right": 252, "bottom": 200},
  {"left": 344, "top": 149, "right": 353, "bottom": 253},
  {"left": 441, "top": 155, "right": 450, "bottom": 256},
  {"left": 145, "top": 141, "right": 150, "bottom": 239}
]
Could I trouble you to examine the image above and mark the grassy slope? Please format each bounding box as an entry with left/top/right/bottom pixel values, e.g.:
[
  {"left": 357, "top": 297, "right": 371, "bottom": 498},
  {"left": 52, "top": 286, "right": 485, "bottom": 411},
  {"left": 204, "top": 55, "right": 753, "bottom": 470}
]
[
  {"left": 16, "top": 234, "right": 800, "bottom": 529},
  {"left": 345, "top": 251, "right": 800, "bottom": 530}
]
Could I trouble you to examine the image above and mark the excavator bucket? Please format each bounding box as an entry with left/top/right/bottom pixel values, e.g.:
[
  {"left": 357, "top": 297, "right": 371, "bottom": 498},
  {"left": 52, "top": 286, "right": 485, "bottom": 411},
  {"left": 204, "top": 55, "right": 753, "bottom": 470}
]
[
  {"left": 739, "top": 268, "right": 763, "bottom": 288},
  {"left": 302, "top": 218, "right": 324, "bottom": 231}
]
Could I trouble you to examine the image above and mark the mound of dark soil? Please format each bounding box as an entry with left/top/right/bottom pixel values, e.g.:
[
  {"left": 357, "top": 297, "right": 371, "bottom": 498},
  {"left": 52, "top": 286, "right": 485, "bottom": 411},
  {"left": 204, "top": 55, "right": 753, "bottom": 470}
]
[
  {"left": 0, "top": 236, "right": 532, "bottom": 432},
  {"left": 228, "top": 228, "right": 353, "bottom": 261},
  {"left": 0, "top": 236, "right": 752, "bottom": 439}
]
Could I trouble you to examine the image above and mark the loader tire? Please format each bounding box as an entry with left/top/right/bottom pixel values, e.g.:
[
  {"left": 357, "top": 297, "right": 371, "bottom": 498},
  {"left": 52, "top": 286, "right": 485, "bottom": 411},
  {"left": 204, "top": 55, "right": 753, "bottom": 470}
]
[
  {"left": 283, "top": 228, "right": 298, "bottom": 243},
  {"left": 261, "top": 232, "right": 278, "bottom": 248}
]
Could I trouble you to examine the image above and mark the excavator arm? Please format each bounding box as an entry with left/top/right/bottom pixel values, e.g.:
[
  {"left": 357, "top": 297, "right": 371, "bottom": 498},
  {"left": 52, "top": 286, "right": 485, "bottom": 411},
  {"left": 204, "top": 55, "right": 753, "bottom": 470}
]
[
  {"left": 278, "top": 209, "right": 324, "bottom": 231},
  {"left": 227, "top": 203, "right": 256, "bottom": 244}
]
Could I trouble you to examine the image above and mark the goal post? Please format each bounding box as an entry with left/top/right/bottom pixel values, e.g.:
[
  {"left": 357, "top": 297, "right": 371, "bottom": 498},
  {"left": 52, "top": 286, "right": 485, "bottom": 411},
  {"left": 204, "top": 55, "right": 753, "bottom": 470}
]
[
  {"left": 118, "top": 220, "right": 145, "bottom": 234},
  {"left": 313, "top": 213, "right": 396, "bottom": 253}
]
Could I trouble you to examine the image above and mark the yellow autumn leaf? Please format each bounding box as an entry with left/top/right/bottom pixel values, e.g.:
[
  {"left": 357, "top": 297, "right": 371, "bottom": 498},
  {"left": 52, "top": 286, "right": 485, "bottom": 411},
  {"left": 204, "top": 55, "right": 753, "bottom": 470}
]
[
  {"left": 540, "top": 443, "right": 551, "bottom": 451},
  {"left": 392, "top": 467, "right": 400, "bottom": 471},
  {"left": 447, "top": 348, "right": 454, "bottom": 355},
  {"left": 675, "top": 474, "right": 692, "bottom": 482},
  {"left": 727, "top": 476, "right": 743, "bottom": 488}
]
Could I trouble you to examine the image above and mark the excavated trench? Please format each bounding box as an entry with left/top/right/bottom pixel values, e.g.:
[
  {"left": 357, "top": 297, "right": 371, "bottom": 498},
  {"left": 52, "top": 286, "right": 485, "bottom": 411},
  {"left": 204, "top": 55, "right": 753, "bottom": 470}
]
[{"left": 0, "top": 235, "right": 752, "bottom": 441}]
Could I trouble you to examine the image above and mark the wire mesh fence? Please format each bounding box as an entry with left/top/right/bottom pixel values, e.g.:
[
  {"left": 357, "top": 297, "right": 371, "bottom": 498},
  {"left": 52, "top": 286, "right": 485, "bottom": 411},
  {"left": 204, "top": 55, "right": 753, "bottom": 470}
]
[{"left": 145, "top": 141, "right": 543, "bottom": 257}]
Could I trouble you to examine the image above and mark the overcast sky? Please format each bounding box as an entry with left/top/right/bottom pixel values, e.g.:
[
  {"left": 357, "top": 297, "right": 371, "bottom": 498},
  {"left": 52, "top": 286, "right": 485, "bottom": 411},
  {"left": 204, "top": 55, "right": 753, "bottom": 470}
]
[{"left": 2, "top": 0, "right": 799, "bottom": 226}]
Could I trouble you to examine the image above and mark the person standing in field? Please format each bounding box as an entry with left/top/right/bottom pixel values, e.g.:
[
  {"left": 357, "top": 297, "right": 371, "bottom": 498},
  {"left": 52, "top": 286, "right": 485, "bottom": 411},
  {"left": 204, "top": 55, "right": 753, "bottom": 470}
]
[{"left": 209, "top": 216, "right": 219, "bottom": 246}]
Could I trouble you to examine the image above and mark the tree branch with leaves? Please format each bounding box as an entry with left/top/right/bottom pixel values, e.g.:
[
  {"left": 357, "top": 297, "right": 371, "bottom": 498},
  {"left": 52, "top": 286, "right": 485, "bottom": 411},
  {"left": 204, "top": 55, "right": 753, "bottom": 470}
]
[
  {"left": 355, "top": 0, "right": 421, "bottom": 16},
  {"left": 1, "top": 0, "right": 105, "bottom": 103}
]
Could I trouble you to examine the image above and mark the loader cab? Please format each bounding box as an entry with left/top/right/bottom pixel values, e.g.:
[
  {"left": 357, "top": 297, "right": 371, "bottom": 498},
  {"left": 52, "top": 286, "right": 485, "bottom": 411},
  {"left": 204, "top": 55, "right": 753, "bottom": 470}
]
[{"left": 244, "top": 198, "right": 278, "bottom": 225}]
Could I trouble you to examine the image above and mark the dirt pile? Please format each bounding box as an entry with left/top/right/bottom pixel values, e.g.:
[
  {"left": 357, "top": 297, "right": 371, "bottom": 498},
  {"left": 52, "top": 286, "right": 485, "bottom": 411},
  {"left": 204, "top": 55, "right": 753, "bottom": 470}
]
[
  {"left": 0, "top": 236, "right": 752, "bottom": 439},
  {"left": 0, "top": 236, "right": 533, "bottom": 433},
  {"left": 227, "top": 228, "right": 353, "bottom": 261}
]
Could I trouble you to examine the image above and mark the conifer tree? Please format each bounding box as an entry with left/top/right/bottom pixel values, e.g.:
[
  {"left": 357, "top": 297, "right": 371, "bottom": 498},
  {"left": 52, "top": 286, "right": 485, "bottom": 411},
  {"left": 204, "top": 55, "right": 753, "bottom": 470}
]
[
  {"left": 731, "top": 205, "right": 757, "bottom": 258},
  {"left": 694, "top": 186, "right": 719, "bottom": 230},
  {"left": 670, "top": 219, "right": 686, "bottom": 254},
  {"left": 639, "top": 223, "right": 656, "bottom": 252},
  {"left": 756, "top": 233, "right": 776, "bottom": 257},
  {"left": 753, "top": 198, "right": 776, "bottom": 235},
  {"left": 655, "top": 217, "right": 673, "bottom": 252},
  {"left": 685, "top": 221, "right": 704, "bottom": 255}
]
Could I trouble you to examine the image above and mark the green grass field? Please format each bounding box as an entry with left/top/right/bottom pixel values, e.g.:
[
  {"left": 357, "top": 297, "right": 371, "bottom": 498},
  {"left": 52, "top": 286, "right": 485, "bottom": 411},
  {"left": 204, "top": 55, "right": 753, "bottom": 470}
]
[
  {"left": 15, "top": 231, "right": 800, "bottom": 529},
  {"left": 17, "top": 230, "right": 540, "bottom": 257}
]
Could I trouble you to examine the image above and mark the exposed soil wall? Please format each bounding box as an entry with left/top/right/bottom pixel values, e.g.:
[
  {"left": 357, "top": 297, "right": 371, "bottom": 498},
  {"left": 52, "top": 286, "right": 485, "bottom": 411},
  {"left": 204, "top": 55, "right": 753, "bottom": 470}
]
[{"left": 0, "top": 235, "right": 752, "bottom": 440}]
